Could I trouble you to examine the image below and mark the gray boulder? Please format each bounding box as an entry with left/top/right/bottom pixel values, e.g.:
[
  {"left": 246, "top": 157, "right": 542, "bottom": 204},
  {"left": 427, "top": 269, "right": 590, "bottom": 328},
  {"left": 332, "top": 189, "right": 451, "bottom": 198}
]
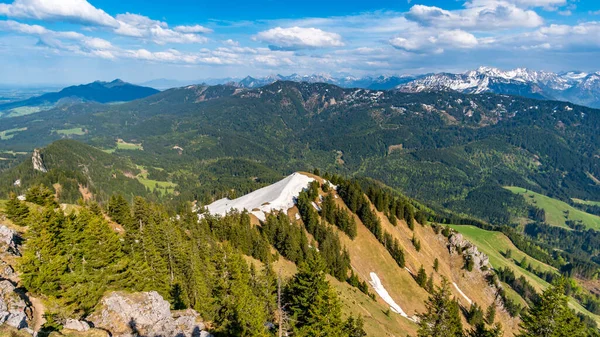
[
  {"left": 64, "top": 318, "right": 91, "bottom": 332},
  {"left": 448, "top": 233, "right": 491, "bottom": 271},
  {"left": 88, "top": 291, "right": 208, "bottom": 337},
  {"left": 0, "top": 280, "right": 28, "bottom": 329},
  {"left": 0, "top": 225, "right": 20, "bottom": 256}
]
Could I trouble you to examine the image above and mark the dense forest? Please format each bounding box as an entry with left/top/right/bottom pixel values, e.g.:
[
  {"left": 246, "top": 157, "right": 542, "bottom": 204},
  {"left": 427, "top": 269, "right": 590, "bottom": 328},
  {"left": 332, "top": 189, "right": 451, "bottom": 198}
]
[{"left": 1, "top": 81, "right": 600, "bottom": 225}]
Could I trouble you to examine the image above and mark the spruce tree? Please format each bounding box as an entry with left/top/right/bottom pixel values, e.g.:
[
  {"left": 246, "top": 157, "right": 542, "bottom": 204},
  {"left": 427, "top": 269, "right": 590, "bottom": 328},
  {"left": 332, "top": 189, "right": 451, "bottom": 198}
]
[
  {"left": 416, "top": 265, "right": 428, "bottom": 288},
  {"left": 417, "top": 278, "right": 464, "bottom": 337},
  {"left": 486, "top": 303, "right": 496, "bottom": 324},
  {"left": 518, "top": 280, "right": 586, "bottom": 337},
  {"left": 468, "top": 322, "right": 503, "bottom": 337},
  {"left": 285, "top": 251, "right": 345, "bottom": 336},
  {"left": 5, "top": 192, "right": 30, "bottom": 226}
]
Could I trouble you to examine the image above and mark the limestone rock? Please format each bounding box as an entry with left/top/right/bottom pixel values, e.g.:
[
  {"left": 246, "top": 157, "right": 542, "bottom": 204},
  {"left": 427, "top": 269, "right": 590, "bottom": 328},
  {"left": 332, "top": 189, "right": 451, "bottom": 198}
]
[
  {"left": 448, "top": 233, "right": 490, "bottom": 271},
  {"left": 0, "top": 225, "right": 20, "bottom": 256},
  {"left": 64, "top": 318, "right": 90, "bottom": 332},
  {"left": 0, "top": 280, "right": 29, "bottom": 329},
  {"left": 32, "top": 149, "right": 47, "bottom": 173},
  {"left": 88, "top": 291, "right": 208, "bottom": 337}
]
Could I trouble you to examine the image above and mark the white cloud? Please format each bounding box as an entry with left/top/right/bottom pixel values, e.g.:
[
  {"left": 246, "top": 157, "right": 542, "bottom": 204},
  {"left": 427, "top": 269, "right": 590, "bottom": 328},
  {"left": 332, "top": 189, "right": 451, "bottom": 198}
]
[
  {"left": 0, "top": 0, "right": 118, "bottom": 27},
  {"left": 481, "top": 21, "right": 600, "bottom": 52},
  {"left": 114, "top": 13, "right": 209, "bottom": 44},
  {"left": 506, "top": 0, "right": 566, "bottom": 9},
  {"left": 254, "top": 26, "right": 344, "bottom": 50},
  {"left": 406, "top": 1, "right": 544, "bottom": 30},
  {"left": 223, "top": 39, "right": 240, "bottom": 47},
  {"left": 390, "top": 29, "right": 478, "bottom": 53},
  {"left": 174, "top": 25, "right": 212, "bottom": 34}
]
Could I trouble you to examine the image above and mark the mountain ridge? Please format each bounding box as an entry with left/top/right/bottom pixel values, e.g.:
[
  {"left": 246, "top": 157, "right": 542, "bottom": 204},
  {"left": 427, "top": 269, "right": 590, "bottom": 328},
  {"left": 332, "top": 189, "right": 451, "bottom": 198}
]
[{"left": 0, "top": 79, "right": 159, "bottom": 114}]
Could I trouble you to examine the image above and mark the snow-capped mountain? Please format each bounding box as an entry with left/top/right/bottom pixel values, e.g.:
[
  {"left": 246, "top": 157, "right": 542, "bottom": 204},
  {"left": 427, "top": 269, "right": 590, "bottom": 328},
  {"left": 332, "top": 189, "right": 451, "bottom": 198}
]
[
  {"left": 397, "top": 67, "right": 600, "bottom": 108},
  {"left": 233, "top": 73, "right": 418, "bottom": 90}
]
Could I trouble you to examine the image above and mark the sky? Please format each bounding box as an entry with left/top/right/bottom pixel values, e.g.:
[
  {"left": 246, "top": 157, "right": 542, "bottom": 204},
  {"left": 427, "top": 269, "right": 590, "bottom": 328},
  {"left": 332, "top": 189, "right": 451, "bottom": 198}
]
[{"left": 0, "top": 0, "right": 599, "bottom": 85}]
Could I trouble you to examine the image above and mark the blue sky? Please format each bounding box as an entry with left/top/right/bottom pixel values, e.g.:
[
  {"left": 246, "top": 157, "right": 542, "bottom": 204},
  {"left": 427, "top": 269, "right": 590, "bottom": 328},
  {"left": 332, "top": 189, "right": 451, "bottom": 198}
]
[{"left": 0, "top": 0, "right": 599, "bottom": 85}]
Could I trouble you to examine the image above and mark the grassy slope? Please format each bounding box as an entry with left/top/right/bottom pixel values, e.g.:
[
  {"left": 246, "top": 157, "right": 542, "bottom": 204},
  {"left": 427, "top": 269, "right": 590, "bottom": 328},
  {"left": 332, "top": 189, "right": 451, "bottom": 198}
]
[
  {"left": 506, "top": 186, "right": 600, "bottom": 230},
  {"left": 573, "top": 198, "right": 600, "bottom": 207},
  {"left": 55, "top": 127, "right": 85, "bottom": 136},
  {"left": 300, "top": 175, "right": 523, "bottom": 335},
  {"left": 450, "top": 225, "right": 600, "bottom": 324},
  {"left": 135, "top": 166, "right": 176, "bottom": 195},
  {"left": 247, "top": 253, "right": 415, "bottom": 337}
]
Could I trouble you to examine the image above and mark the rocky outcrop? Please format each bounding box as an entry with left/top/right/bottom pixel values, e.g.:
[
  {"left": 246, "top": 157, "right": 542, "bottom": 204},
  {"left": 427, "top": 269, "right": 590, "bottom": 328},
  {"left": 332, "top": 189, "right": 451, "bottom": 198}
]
[
  {"left": 32, "top": 149, "right": 47, "bottom": 173},
  {"left": 64, "top": 319, "right": 91, "bottom": 332},
  {"left": 0, "top": 226, "right": 20, "bottom": 257},
  {"left": 0, "top": 225, "right": 32, "bottom": 334},
  {"left": 0, "top": 280, "right": 29, "bottom": 330},
  {"left": 88, "top": 291, "right": 210, "bottom": 337},
  {"left": 448, "top": 233, "right": 490, "bottom": 271}
]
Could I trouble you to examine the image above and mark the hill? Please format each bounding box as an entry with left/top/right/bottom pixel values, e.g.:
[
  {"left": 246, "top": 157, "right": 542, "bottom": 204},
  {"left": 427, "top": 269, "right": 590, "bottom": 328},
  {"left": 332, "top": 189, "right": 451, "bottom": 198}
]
[
  {"left": 1, "top": 81, "right": 599, "bottom": 225},
  {"left": 506, "top": 187, "right": 600, "bottom": 230},
  {"left": 1, "top": 141, "right": 598, "bottom": 335},
  {"left": 0, "top": 79, "right": 159, "bottom": 117}
]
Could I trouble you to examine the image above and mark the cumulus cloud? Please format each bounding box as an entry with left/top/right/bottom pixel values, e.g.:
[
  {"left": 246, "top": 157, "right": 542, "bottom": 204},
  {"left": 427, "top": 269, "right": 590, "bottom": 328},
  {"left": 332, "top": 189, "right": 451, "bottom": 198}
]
[
  {"left": 254, "top": 26, "right": 344, "bottom": 50},
  {"left": 406, "top": 1, "right": 544, "bottom": 30},
  {"left": 114, "top": 13, "right": 209, "bottom": 44},
  {"left": 0, "top": 2, "right": 212, "bottom": 45},
  {"left": 390, "top": 29, "right": 478, "bottom": 53},
  {"left": 507, "top": 0, "right": 566, "bottom": 9},
  {"left": 0, "top": 0, "right": 118, "bottom": 27},
  {"left": 174, "top": 25, "right": 212, "bottom": 34}
]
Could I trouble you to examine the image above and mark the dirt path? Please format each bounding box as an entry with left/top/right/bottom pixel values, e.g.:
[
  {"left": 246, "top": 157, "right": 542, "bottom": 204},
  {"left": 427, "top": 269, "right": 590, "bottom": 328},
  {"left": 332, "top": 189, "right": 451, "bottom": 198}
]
[{"left": 29, "top": 295, "right": 45, "bottom": 332}]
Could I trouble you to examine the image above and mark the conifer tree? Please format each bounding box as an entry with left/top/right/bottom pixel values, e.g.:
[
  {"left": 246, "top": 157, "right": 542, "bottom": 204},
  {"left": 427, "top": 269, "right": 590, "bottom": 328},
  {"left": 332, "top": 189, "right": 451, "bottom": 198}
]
[
  {"left": 518, "top": 279, "right": 586, "bottom": 337},
  {"left": 416, "top": 265, "right": 428, "bottom": 288},
  {"left": 468, "top": 322, "right": 503, "bottom": 337},
  {"left": 486, "top": 303, "right": 496, "bottom": 324},
  {"left": 285, "top": 251, "right": 345, "bottom": 336},
  {"left": 5, "top": 192, "right": 30, "bottom": 226},
  {"left": 417, "top": 278, "right": 464, "bottom": 337}
]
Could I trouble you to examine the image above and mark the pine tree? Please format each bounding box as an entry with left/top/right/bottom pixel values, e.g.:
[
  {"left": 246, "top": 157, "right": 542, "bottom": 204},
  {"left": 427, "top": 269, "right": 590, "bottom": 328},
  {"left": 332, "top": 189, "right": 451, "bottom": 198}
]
[
  {"left": 25, "top": 184, "right": 58, "bottom": 207},
  {"left": 518, "top": 279, "right": 586, "bottom": 337},
  {"left": 486, "top": 303, "right": 496, "bottom": 324},
  {"left": 416, "top": 265, "right": 428, "bottom": 288},
  {"left": 5, "top": 192, "right": 30, "bottom": 226},
  {"left": 417, "top": 278, "right": 464, "bottom": 337},
  {"left": 427, "top": 273, "right": 434, "bottom": 293},
  {"left": 343, "top": 316, "right": 367, "bottom": 337},
  {"left": 467, "top": 303, "right": 484, "bottom": 326},
  {"left": 433, "top": 258, "right": 439, "bottom": 273},
  {"left": 211, "top": 245, "right": 270, "bottom": 337},
  {"left": 468, "top": 323, "right": 503, "bottom": 337},
  {"left": 285, "top": 251, "right": 345, "bottom": 336}
]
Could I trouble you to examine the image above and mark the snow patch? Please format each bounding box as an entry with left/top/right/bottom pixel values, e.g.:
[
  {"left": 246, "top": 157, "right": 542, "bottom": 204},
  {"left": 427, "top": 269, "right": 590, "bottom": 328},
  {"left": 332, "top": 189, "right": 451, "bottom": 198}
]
[
  {"left": 369, "top": 272, "right": 415, "bottom": 321},
  {"left": 205, "top": 172, "right": 314, "bottom": 221},
  {"left": 452, "top": 282, "right": 472, "bottom": 305}
]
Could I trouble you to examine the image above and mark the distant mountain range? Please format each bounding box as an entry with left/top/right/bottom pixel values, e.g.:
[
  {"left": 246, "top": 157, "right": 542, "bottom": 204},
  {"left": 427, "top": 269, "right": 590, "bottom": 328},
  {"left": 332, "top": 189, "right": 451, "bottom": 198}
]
[
  {"left": 397, "top": 67, "right": 600, "bottom": 108},
  {"left": 139, "top": 74, "right": 419, "bottom": 91},
  {"left": 141, "top": 68, "right": 600, "bottom": 108},
  {"left": 0, "top": 79, "right": 159, "bottom": 114}
]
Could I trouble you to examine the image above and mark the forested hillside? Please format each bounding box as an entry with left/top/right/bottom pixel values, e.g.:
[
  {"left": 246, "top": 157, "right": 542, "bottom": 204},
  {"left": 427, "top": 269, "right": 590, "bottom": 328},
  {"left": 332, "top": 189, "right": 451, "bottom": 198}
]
[
  {"left": 1, "top": 81, "right": 599, "bottom": 224},
  {"left": 0, "top": 164, "right": 597, "bottom": 336},
  {"left": 1, "top": 80, "right": 600, "bottom": 336}
]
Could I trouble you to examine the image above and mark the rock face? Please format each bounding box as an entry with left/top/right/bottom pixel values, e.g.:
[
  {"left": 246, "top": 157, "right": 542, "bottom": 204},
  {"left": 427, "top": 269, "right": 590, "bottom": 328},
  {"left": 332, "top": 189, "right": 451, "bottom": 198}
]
[
  {"left": 0, "top": 280, "right": 29, "bottom": 329},
  {"left": 88, "top": 291, "right": 209, "bottom": 337},
  {"left": 0, "top": 226, "right": 20, "bottom": 257},
  {"left": 448, "top": 233, "right": 490, "bottom": 271},
  {"left": 32, "top": 149, "right": 47, "bottom": 173},
  {"left": 64, "top": 318, "right": 90, "bottom": 332},
  {"left": 0, "top": 225, "right": 32, "bottom": 333}
]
